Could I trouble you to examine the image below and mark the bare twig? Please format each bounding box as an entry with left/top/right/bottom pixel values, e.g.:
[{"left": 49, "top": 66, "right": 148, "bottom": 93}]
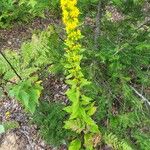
[
  {"left": 0, "top": 50, "right": 22, "bottom": 80},
  {"left": 94, "top": 1, "right": 101, "bottom": 50},
  {"left": 137, "top": 17, "right": 150, "bottom": 30},
  {"left": 130, "top": 86, "right": 150, "bottom": 106}
]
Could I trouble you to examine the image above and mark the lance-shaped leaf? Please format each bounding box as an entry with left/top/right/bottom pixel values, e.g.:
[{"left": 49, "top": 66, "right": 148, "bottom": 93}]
[{"left": 69, "top": 139, "right": 81, "bottom": 150}]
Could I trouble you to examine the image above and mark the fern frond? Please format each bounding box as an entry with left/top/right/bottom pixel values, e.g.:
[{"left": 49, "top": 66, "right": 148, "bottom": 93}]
[{"left": 104, "top": 133, "right": 133, "bottom": 150}]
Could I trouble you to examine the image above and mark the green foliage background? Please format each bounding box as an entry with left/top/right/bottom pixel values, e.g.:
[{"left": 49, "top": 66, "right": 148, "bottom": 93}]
[
  {"left": 32, "top": 102, "right": 73, "bottom": 146},
  {"left": 0, "top": 0, "right": 150, "bottom": 149},
  {"left": 0, "top": 0, "right": 60, "bottom": 28}
]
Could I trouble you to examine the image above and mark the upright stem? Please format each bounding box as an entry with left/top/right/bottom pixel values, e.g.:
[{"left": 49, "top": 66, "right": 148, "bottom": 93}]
[{"left": 94, "top": 0, "right": 106, "bottom": 50}]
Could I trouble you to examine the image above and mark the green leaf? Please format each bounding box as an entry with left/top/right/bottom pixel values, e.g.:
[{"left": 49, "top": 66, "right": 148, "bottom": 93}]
[
  {"left": 66, "top": 88, "right": 80, "bottom": 119},
  {"left": 3, "top": 121, "right": 19, "bottom": 131},
  {"left": 28, "top": 99, "right": 36, "bottom": 114},
  {"left": 0, "top": 125, "right": 5, "bottom": 134},
  {"left": 80, "top": 108, "right": 99, "bottom": 133},
  {"left": 18, "top": 90, "right": 29, "bottom": 109},
  {"left": 28, "top": 0, "right": 37, "bottom": 8},
  {"left": 9, "top": 84, "right": 22, "bottom": 99},
  {"left": 81, "top": 95, "right": 92, "bottom": 105},
  {"left": 66, "top": 88, "right": 80, "bottom": 102},
  {"left": 64, "top": 64, "right": 72, "bottom": 69},
  {"left": 84, "top": 133, "right": 94, "bottom": 150},
  {"left": 66, "top": 73, "right": 73, "bottom": 79},
  {"left": 80, "top": 78, "right": 91, "bottom": 87},
  {"left": 69, "top": 139, "right": 81, "bottom": 150},
  {"left": 63, "top": 106, "right": 72, "bottom": 114},
  {"left": 112, "top": 0, "right": 122, "bottom": 6},
  {"left": 64, "top": 119, "right": 85, "bottom": 133},
  {"left": 87, "top": 106, "right": 97, "bottom": 116},
  {"left": 66, "top": 79, "right": 78, "bottom": 88},
  {"left": 9, "top": 80, "right": 42, "bottom": 114}
]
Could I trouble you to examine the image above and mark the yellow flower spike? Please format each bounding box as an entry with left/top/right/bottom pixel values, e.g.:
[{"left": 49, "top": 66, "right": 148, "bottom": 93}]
[{"left": 70, "top": 8, "right": 80, "bottom": 18}]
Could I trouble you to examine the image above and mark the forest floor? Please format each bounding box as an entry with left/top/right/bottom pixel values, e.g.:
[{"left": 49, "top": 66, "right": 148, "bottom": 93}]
[{"left": 0, "top": 16, "right": 67, "bottom": 150}]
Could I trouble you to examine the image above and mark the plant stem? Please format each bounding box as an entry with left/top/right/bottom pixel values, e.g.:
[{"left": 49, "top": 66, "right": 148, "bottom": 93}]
[{"left": 94, "top": 0, "right": 106, "bottom": 50}]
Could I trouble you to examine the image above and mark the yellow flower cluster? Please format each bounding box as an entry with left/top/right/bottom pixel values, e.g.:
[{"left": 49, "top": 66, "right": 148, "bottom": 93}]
[
  {"left": 61, "top": 0, "right": 82, "bottom": 78},
  {"left": 61, "top": 0, "right": 80, "bottom": 34}
]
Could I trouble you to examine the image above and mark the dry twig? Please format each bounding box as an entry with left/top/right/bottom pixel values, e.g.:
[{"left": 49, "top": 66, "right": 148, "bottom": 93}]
[{"left": 130, "top": 86, "right": 150, "bottom": 106}]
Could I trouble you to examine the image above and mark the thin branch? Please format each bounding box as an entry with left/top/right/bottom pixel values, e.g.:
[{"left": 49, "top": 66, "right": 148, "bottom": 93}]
[
  {"left": 2, "top": 78, "right": 17, "bottom": 85},
  {"left": 94, "top": 0, "right": 106, "bottom": 50},
  {"left": 94, "top": 1, "right": 102, "bottom": 50},
  {"left": 137, "top": 17, "right": 150, "bottom": 30},
  {"left": 130, "top": 86, "right": 150, "bottom": 106},
  {"left": 0, "top": 50, "right": 22, "bottom": 80}
]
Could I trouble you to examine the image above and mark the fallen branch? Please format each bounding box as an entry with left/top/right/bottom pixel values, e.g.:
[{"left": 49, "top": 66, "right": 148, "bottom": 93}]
[{"left": 130, "top": 86, "right": 150, "bottom": 106}]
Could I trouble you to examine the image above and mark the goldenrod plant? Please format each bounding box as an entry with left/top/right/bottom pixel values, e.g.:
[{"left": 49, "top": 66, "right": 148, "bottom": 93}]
[{"left": 61, "top": 0, "right": 100, "bottom": 149}]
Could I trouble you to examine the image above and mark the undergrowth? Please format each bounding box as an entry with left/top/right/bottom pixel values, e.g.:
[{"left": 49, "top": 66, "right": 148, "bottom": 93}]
[
  {"left": 0, "top": 0, "right": 150, "bottom": 150},
  {"left": 0, "top": 0, "right": 59, "bottom": 28},
  {"left": 32, "top": 101, "right": 74, "bottom": 147}
]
